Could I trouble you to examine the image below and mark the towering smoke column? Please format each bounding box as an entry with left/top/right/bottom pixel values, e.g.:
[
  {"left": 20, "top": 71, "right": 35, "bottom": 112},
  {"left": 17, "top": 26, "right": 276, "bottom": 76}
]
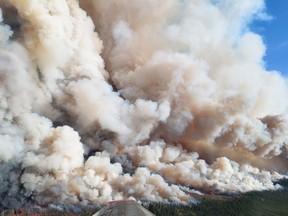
[{"left": 0, "top": 0, "right": 287, "bottom": 209}]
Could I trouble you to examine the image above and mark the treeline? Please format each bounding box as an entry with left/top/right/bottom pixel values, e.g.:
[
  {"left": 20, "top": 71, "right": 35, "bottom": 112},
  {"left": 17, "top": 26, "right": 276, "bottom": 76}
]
[
  {"left": 146, "top": 196, "right": 254, "bottom": 216},
  {"left": 147, "top": 179, "right": 288, "bottom": 216},
  {"left": 145, "top": 202, "right": 196, "bottom": 216},
  {"left": 1, "top": 179, "right": 288, "bottom": 216}
]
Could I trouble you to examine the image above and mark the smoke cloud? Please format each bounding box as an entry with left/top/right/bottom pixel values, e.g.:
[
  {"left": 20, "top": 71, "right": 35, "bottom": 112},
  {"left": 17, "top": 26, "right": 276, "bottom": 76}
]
[{"left": 0, "top": 0, "right": 287, "bottom": 209}]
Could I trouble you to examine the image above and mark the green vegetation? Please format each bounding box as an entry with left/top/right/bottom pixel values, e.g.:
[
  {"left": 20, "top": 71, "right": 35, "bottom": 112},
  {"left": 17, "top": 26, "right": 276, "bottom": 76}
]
[
  {"left": 146, "top": 179, "right": 288, "bottom": 216},
  {"left": 1, "top": 179, "right": 288, "bottom": 216},
  {"left": 145, "top": 202, "right": 196, "bottom": 216}
]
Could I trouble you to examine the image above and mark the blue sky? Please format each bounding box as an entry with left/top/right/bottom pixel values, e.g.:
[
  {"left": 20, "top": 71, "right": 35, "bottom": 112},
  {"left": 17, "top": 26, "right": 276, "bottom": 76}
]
[{"left": 251, "top": 0, "right": 288, "bottom": 76}]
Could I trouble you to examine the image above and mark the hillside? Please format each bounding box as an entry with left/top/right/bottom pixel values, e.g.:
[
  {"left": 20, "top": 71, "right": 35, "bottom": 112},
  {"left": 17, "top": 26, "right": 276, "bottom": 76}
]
[{"left": 1, "top": 179, "right": 287, "bottom": 216}]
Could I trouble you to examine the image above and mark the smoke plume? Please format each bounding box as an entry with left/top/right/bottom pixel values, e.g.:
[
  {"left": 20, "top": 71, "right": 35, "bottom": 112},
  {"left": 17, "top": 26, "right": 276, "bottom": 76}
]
[{"left": 0, "top": 0, "right": 287, "bottom": 209}]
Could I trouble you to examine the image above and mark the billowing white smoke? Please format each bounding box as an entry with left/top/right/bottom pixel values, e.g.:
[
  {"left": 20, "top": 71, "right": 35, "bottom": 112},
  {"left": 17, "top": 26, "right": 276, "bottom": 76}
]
[{"left": 0, "top": 0, "right": 287, "bottom": 209}]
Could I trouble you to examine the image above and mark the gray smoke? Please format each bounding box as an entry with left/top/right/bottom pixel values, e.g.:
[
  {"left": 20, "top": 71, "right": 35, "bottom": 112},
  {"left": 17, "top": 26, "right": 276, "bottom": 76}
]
[{"left": 0, "top": 0, "right": 287, "bottom": 210}]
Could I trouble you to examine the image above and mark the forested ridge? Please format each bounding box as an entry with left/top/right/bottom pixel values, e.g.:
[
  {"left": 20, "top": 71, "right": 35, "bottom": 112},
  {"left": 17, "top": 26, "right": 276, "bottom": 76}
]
[{"left": 1, "top": 179, "right": 287, "bottom": 216}]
